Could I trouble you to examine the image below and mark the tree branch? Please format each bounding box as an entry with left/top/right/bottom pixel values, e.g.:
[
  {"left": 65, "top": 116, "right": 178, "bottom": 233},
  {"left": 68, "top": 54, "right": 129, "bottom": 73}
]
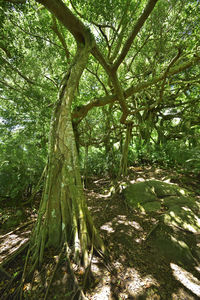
[
  {"left": 112, "top": 0, "right": 159, "bottom": 71},
  {"left": 72, "top": 54, "right": 200, "bottom": 121},
  {"left": 36, "top": 0, "right": 112, "bottom": 73},
  {"left": 9, "top": 18, "right": 63, "bottom": 50},
  {"left": 127, "top": 34, "right": 152, "bottom": 72},
  {"left": 72, "top": 95, "right": 115, "bottom": 121},
  {"left": 2, "top": 57, "right": 35, "bottom": 85},
  {"left": 51, "top": 15, "right": 70, "bottom": 59},
  {"left": 110, "top": 1, "right": 130, "bottom": 62},
  {"left": 69, "top": 0, "right": 116, "bottom": 31},
  {"left": 158, "top": 48, "right": 182, "bottom": 103},
  {"left": 2, "top": 56, "right": 56, "bottom": 91},
  {"left": 125, "top": 54, "right": 200, "bottom": 98},
  {"left": 86, "top": 67, "right": 108, "bottom": 95},
  {"left": 36, "top": 0, "right": 90, "bottom": 45},
  {"left": 0, "top": 43, "right": 11, "bottom": 58}
]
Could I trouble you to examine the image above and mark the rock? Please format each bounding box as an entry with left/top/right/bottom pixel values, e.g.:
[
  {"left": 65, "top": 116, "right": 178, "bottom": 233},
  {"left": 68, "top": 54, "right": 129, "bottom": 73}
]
[
  {"left": 152, "top": 225, "right": 195, "bottom": 265},
  {"left": 142, "top": 202, "right": 161, "bottom": 212},
  {"left": 163, "top": 195, "right": 199, "bottom": 212},
  {"left": 123, "top": 181, "right": 157, "bottom": 210},
  {"left": 147, "top": 180, "right": 183, "bottom": 197},
  {"left": 163, "top": 205, "right": 200, "bottom": 233},
  {"left": 123, "top": 180, "right": 200, "bottom": 265}
]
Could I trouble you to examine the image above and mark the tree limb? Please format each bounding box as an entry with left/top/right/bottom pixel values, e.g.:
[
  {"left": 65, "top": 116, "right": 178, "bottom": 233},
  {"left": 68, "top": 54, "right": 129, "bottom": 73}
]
[
  {"left": 125, "top": 54, "right": 200, "bottom": 98},
  {"left": 72, "top": 54, "right": 200, "bottom": 120},
  {"left": 9, "top": 18, "right": 63, "bottom": 50},
  {"left": 69, "top": 0, "right": 116, "bottom": 32},
  {"left": 2, "top": 57, "right": 35, "bottom": 85},
  {"left": 110, "top": 1, "right": 130, "bottom": 62},
  {"left": 158, "top": 48, "right": 182, "bottom": 103},
  {"left": 112, "top": 0, "right": 159, "bottom": 71},
  {"left": 51, "top": 15, "right": 70, "bottom": 59},
  {"left": 86, "top": 67, "right": 108, "bottom": 95},
  {"left": 36, "top": 0, "right": 112, "bottom": 73},
  {"left": 36, "top": 0, "right": 91, "bottom": 45}
]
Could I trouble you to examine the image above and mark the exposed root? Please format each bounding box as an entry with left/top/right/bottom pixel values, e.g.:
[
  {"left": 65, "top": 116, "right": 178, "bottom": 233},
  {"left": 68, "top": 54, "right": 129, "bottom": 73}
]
[
  {"left": 0, "top": 220, "right": 34, "bottom": 240},
  {"left": 0, "top": 270, "right": 22, "bottom": 300},
  {"left": 44, "top": 244, "right": 65, "bottom": 300},
  {"left": 0, "top": 241, "right": 29, "bottom": 269},
  {"left": 19, "top": 248, "right": 31, "bottom": 300},
  {"left": 64, "top": 254, "right": 88, "bottom": 300},
  {"left": 0, "top": 266, "right": 11, "bottom": 279}
]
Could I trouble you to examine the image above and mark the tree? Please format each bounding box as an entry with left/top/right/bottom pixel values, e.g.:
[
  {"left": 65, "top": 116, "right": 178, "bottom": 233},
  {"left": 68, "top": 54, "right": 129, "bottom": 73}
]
[
  {"left": 1, "top": 0, "right": 200, "bottom": 296},
  {"left": 25, "top": 0, "right": 160, "bottom": 272}
]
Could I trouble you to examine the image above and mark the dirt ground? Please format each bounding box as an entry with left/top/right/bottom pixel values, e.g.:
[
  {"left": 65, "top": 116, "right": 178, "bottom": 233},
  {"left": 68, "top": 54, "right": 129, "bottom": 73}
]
[{"left": 0, "top": 166, "right": 200, "bottom": 299}]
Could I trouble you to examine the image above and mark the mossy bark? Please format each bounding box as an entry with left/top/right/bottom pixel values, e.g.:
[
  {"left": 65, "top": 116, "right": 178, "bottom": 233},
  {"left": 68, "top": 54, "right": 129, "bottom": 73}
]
[
  {"left": 118, "top": 123, "right": 132, "bottom": 178},
  {"left": 29, "top": 44, "right": 104, "bottom": 270}
]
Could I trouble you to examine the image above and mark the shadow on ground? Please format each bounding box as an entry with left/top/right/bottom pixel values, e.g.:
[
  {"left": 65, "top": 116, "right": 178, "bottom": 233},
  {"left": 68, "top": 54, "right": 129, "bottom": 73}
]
[{"left": 85, "top": 166, "right": 200, "bottom": 299}]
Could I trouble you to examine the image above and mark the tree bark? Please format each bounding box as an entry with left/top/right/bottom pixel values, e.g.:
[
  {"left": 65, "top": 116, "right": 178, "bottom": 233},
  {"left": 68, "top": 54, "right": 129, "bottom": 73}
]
[
  {"left": 29, "top": 44, "right": 104, "bottom": 271},
  {"left": 118, "top": 123, "right": 133, "bottom": 178}
]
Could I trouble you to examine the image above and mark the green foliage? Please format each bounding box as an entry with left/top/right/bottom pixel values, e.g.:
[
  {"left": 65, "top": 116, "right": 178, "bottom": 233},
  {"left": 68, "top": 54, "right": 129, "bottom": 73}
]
[
  {"left": 80, "top": 146, "right": 121, "bottom": 177},
  {"left": 0, "top": 0, "right": 200, "bottom": 195},
  {"left": 184, "top": 148, "right": 200, "bottom": 175},
  {"left": 0, "top": 128, "right": 47, "bottom": 202},
  {"left": 132, "top": 139, "right": 200, "bottom": 177}
]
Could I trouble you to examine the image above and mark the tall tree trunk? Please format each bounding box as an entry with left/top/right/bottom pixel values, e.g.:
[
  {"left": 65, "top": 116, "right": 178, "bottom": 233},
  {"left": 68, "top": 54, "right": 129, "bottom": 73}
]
[
  {"left": 118, "top": 123, "right": 133, "bottom": 178},
  {"left": 83, "top": 144, "right": 89, "bottom": 188},
  {"left": 103, "top": 105, "right": 114, "bottom": 177},
  {"left": 29, "top": 44, "right": 104, "bottom": 271}
]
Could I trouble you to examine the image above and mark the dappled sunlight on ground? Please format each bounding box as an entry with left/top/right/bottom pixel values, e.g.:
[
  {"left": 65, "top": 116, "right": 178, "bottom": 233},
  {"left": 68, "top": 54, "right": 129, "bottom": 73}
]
[
  {"left": 123, "top": 267, "right": 159, "bottom": 297},
  {"left": 87, "top": 257, "right": 160, "bottom": 299},
  {"left": 0, "top": 166, "right": 199, "bottom": 299},
  {"left": 100, "top": 222, "right": 115, "bottom": 233},
  {"left": 85, "top": 166, "right": 200, "bottom": 299},
  {"left": 115, "top": 215, "right": 143, "bottom": 231},
  {"left": 0, "top": 229, "right": 31, "bottom": 263},
  {"left": 170, "top": 263, "right": 200, "bottom": 297}
]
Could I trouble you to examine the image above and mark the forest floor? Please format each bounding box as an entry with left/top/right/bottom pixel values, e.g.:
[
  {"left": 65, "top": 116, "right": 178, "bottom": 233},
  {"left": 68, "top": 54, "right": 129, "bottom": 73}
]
[{"left": 0, "top": 165, "right": 200, "bottom": 299}]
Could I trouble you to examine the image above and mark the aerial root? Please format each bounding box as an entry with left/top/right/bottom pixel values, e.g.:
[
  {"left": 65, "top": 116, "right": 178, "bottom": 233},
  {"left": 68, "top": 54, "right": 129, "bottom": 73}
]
[
  {"left": 0, "top": 271, "right": 22, "bottom": 300},
  {"left": 44, "top": 243, "right": 88, "bottom": 300},
  {"left": 44, "top": 243, "right": 66, "bottom": 300},
  {"left": 16, "top": 242, "right": 89, "bottom": 300}
]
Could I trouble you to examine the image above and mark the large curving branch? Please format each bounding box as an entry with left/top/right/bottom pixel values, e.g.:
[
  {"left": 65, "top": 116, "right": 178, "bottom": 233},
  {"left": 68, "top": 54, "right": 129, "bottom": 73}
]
[
  {"left": 112, "top": 0, "right": 159, "bottom": 72},
  {"left": 36, "top": 0, "right": 90, "bottom": 45},
  {"left": 36, "top": 0, "right": 112, "bottom": 74},
  {"left": 51, "top": 15, "right": 70, "bottom": 59}
]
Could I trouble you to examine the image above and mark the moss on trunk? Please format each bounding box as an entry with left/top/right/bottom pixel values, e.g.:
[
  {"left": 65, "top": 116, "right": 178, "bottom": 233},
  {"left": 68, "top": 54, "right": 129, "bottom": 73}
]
[{"left": 28, "top": 43, "right": 104, "bottom": 272}]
